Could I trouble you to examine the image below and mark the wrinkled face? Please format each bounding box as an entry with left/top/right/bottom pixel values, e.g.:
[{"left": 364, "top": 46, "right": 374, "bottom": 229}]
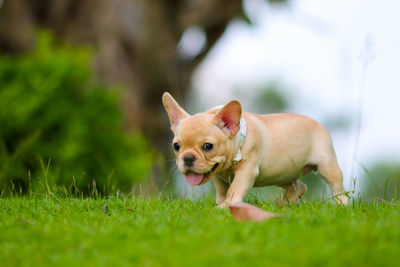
[
  {"left": 172, "top": 114, "right": 228, "bottom": 185},
  {"left": 162, "top": 92, "right": 242, "bottom": 186}
]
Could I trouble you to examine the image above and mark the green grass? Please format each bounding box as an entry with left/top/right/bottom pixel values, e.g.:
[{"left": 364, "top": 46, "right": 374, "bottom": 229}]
[{"left": 1, "top": 195, "right": 399, "bottom": 267}]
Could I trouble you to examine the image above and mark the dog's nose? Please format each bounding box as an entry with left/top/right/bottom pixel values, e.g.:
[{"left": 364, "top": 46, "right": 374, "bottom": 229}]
[{"left": 183, "top": 155, "right": 196, "bottom": 167}]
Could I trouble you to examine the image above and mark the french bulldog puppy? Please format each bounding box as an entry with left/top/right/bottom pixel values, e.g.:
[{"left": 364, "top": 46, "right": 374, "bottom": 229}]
[{"left": 162, "top": 92, "right": 348, "bottom": 208}]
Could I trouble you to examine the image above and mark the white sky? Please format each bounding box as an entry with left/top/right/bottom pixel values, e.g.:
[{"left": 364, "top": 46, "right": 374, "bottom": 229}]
[{"left": 191, "top": 0, "right": 400, "bottom": 189}]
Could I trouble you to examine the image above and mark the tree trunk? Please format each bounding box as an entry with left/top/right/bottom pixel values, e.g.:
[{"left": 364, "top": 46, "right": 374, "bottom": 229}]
[{"left": 0, "top": 0, "right": 246, "bottom": 153}]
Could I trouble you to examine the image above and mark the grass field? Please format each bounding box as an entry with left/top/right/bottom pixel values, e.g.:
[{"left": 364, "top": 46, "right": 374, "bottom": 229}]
[{"left": 1, "top": 194, "right": 399, "bottom": 267}]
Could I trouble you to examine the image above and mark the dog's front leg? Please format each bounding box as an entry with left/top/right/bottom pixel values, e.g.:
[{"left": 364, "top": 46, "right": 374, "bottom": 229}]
[
  {"left": 219, "top": 164, "right": 259, "bottom": 208},
  {"left": 214, "top": 177, "right": 229, "bottom": 205}
]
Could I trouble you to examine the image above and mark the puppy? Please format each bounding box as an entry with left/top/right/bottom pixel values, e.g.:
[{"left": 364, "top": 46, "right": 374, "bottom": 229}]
[{"left": 162, "top": 92, "right": 348, "bottom": 207}]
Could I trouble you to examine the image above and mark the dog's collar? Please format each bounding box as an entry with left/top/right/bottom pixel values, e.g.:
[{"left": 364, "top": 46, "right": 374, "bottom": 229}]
[{"left": 233, "top": 117, "right": 246, "bottom": 164}]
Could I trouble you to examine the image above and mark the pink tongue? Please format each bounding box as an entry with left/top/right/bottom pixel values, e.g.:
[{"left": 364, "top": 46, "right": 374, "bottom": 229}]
[{"left": 185, "top": 173, "right": 204, "bottom": 186}]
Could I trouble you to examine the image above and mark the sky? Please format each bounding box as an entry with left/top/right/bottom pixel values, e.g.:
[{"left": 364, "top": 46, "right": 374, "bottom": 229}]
[{"left": 186, "top": 0, "right": 400, "bottom": 191}]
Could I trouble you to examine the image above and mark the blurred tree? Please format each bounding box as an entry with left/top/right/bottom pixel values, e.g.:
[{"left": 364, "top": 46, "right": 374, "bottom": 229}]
[
  {"left": 0, "top": 33, "right": 152, "bottom": 194},
  {"left": 254, "top": 83, "right": 290, "bottom": 113},
  {"left": 231, "top": 81, "right": 291, "bottom": 114},
  {"left": 0, "top": 0, "right": 286, "bottom": 153}
]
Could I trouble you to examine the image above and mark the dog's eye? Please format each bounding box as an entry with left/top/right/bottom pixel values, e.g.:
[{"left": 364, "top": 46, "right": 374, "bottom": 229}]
[
  {"left": 173, "top": 142, "right": 180, "bottom": 151},
  {"left": 202, "top": 143, "right": 213, "bottom": 151}
]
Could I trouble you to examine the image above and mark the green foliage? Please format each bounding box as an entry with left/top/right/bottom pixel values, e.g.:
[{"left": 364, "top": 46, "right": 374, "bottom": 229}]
[
  {"left": 0, "top": 33, "right": 152, "bottom": 193},
  {"left": 255, "top": 84, "right": 289, "bottom": 113},
  {"left": 361, "top": 162, "right": 400, "bottom": 201},
  {"left": 1, "top": 196, "right": 399, "bottom": 266},
  {"left": 230, "top": 82, "right": 290, "bottom": 114}
]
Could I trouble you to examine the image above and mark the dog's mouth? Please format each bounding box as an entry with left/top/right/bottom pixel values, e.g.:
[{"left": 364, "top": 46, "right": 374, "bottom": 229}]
[{"left": 185, "top": 163, "right": 219, "bottom": 186}]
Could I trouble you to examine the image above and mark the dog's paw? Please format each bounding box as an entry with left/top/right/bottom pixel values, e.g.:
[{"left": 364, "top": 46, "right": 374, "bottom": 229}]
[
  {"left": 335, "top": 194, "right": 349, "bottom": 205},
  {"left": 218, "top": 201, "right": 230, "bottom": 209},
  {"left": 276, "top": 196, "right": 296, "bottom": 207}
]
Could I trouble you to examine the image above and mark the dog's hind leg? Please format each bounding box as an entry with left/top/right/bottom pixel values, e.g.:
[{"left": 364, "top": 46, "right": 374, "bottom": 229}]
[
  {"left": 279, "top": 179, "right": 307, "bottom": 204},
  {"left": 311, "top": 127, "right": 348, "bottom": 205},
  {"left": 317, "top": 158, "right": 348, "bottom": 205}
]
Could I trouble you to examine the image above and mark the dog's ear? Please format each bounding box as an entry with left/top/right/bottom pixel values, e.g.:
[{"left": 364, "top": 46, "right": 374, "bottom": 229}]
[
  {"left": 213, "top": 100, "right": 242, "bottom": 136},
  {"left": 162, "top": 92, "right": 189, "bottom": 132}
]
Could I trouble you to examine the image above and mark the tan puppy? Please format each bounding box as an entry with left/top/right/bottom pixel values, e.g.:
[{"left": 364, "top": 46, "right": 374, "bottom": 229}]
[{"left": 162, "top": 92, "right": 348, "bottom": 207}]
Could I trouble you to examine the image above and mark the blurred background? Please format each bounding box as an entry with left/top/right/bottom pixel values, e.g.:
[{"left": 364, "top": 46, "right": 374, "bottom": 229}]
[{"left": 0, "top": 0, "right": 399, "bottom": 201}]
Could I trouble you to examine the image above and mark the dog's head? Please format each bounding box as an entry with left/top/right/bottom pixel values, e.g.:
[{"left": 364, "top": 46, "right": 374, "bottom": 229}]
[{"left": 162, "top": 92, "right": 242, "bottom": 186}]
